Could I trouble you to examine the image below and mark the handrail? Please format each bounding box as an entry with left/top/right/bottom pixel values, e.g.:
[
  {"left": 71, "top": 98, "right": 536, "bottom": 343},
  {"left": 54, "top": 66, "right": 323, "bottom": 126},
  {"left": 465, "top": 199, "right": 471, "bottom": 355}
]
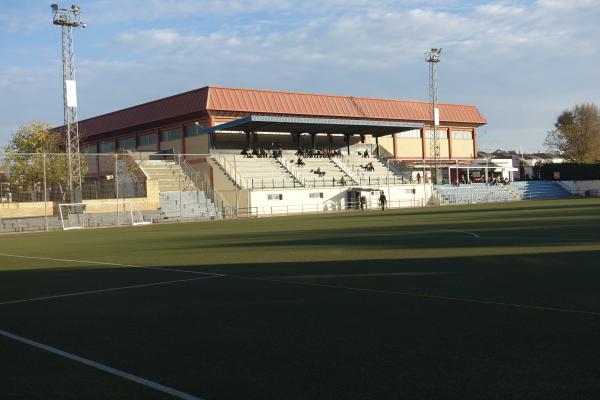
[
  {"left": 330, "top": 156, "right": 360, "bottom": 184},
  {"left": 275, "top": 158, "right": 304, "bottom": 187}
]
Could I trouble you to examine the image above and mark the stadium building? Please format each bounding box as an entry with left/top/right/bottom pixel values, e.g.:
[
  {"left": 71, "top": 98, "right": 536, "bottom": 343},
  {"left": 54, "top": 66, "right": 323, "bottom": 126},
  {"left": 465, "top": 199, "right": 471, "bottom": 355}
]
[
  {"left": 72, "top": 86, "right": 487, "bottom": 218},
  {"left": 79, "top": 86, "right": 486, "bottom": 162}
]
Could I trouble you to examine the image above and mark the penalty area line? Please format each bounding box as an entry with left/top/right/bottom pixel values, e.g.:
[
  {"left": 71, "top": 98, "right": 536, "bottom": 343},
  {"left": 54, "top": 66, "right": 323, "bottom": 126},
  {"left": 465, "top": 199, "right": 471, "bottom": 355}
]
[
  {"left": 0, "top": 329, "right": 205, "bottom": 400},
  {"left": 0, "top": 275, "right": 220, "bottom": 306},
  {"left": 0, "top": 253, "right": 225, "bottom": 277}
]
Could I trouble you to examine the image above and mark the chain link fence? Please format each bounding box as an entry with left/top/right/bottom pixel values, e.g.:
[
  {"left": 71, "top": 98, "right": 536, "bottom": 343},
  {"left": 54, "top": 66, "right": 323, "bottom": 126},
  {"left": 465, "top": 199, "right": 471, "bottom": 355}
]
[{"left": 1, "top": 150, "right": 434, "bottom": 233}]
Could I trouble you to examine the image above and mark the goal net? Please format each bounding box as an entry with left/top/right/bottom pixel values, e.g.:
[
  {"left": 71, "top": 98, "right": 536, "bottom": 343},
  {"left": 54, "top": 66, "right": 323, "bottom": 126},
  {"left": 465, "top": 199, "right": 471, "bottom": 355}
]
[{"left": 59, "top": 201, "right": 151, "bottom": 230}]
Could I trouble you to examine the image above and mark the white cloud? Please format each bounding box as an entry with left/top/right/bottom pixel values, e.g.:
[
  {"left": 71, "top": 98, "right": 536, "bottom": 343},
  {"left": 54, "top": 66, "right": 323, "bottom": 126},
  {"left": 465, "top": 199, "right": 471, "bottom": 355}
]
[{"left": 2, "top": 0, "right": 599, "bottom": 152}]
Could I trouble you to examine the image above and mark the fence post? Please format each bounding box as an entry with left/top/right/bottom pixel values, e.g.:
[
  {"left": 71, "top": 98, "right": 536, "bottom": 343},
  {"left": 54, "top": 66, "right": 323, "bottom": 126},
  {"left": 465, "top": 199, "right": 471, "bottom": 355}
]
[
  {"left": 115, "top": 153, "right": 120, "bottom": 225},
  {"left": 178, "top": 154, "right": 182, "bottom": 218},
  {"left": 43, "top": 153, "right": 48, "bottom": 231}
]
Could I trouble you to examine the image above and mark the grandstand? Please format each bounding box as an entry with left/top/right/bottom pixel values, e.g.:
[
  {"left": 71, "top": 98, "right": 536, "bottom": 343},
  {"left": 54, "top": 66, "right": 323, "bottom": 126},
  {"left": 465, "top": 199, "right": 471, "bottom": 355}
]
[{"left": 2, "top": 86, "right": 597, "bottom": 232}]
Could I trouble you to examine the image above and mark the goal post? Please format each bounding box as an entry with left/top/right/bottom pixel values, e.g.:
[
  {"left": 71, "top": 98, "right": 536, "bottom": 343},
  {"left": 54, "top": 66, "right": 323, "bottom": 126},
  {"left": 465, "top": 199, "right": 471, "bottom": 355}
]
[{"left": 59, "top": 201, "right": 151, "bottom": 230}]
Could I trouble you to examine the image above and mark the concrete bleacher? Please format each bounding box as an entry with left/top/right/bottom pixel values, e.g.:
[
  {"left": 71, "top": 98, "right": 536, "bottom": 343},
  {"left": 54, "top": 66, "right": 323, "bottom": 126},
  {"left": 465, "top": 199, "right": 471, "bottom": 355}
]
[
  {"left": 508, "top": 181, "right": 571, "bottom": 200},
  {"left": 159, "top": 191, "right": 220, "bottom": 220},
  {"left": 212, "top": 154, "right": 300, "bottom": 189},
  {"left": 343, "top": 155, "right": 405, "bottom": 185},
  {"left": 282, "top": 153, "right": 353, "bottom": 187},
  {"left": 138, "top": 160, "right": 196, "bottom": 192}
]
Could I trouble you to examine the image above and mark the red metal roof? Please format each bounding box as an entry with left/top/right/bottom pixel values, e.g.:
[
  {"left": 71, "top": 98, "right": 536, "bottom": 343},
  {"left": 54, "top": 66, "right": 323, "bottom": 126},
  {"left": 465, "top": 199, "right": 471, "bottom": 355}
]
[
  {"left": 78, "top": 86, "right": 485, "bottom": 139},
  {"left": 78, "top": 87, "right": 210, "bottom": 139},
  {"left": 207, "top": 86, "right": 486, "bottom": 125}
]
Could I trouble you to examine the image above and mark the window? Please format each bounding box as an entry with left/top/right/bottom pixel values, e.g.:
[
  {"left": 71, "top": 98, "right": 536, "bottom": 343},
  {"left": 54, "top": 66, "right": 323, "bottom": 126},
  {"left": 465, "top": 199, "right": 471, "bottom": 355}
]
[
  {"left": 99, "top": 141, "right": 115, "bottom": 153},
  {"left": 397, "top": 130, "right": 421, "bottom": 138},
  {"left": 117, "top": 137, "right": 135, "bottom": 150},
  {"left": 309, "top": 192, "right": 324, "bottom": 199},
  {"left": 425, "top": 129, "right": 448, "bottom": 139},
  {"left": 452, "top": 131, "right": 472, "bottom": 140},
  {"left": 268, "top": 194, "right": 283, "bottom": 200},
  {"left": 185, "top": 125, "right": 205, "bottom": 137},
  {"left": 138, "top": 133, "right": 157, "bottom": 146},
  {"left": 160, "top": 128, "right": 181, "bottom": 142}
]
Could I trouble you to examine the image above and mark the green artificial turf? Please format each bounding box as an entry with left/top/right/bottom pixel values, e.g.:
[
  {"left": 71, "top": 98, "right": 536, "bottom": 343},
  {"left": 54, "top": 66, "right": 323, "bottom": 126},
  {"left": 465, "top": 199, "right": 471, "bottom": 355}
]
[{"left": 1, "top": 198, "right": 600, "bottom": 399}]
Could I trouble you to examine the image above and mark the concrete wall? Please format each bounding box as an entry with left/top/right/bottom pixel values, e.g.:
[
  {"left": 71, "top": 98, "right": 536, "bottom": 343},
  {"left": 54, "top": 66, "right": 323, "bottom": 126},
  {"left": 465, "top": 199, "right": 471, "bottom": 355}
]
[
  {"left": 396, "top": 137, "right": 423, "bottom": 158},
  {"left": 559, "top": 180, "right": 600, "bottom": 195},
  {"left": 160, "top": 139, "right": 182, "bottom": 153},
  {"left": 185, "top": 135, "right": 209, "bottom": 154},
  {"left": 0, "top": 201, "right": 48, "bottom": 218},
  {"left": 0, "top": 179, "right": 160, "bottom": 219},
  {"left": 248, "top": 184, "right": 432, "bottom": 215},
  {"left": 452, "top": 139, "right": 475, "bottom": 158}
]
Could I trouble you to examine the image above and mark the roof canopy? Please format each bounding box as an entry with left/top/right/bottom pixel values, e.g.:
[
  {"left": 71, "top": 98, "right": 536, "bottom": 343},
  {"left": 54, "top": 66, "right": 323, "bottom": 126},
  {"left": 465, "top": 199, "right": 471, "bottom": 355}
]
[{"left": 205, "top": 115, "right": 423, "bottom": 137}]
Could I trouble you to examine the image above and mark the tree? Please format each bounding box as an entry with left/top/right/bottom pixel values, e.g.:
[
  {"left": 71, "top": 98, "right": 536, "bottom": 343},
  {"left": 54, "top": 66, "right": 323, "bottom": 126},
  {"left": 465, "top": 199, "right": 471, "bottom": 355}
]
[
  {"left": 545, "top": 103, "right": 600, "bottom": 162},
  {"left": 2, "top": 121, "right": 87, "bottom": 200}
]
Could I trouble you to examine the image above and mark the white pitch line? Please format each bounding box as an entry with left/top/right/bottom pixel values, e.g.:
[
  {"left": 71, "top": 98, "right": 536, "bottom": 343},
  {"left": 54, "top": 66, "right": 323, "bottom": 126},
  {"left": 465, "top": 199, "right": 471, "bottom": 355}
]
[
  {"left": 447, "top": 230, "right": 481, "bottom": 239},
  {"left": 0, "top": 329, "right": 205, "bottom": 400},
  {"left": 0, "top": 276, "right": 219, "bottom": 306},
  {"left": 0, "top": 253, "right": 225, "bottom": 277}
]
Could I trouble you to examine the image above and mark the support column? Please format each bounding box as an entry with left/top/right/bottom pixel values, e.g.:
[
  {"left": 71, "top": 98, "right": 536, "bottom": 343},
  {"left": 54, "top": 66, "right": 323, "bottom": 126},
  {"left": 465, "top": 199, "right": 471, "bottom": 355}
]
[
  {"left": 155, "top": 128, "right": 160, "bottom": 151},
  {"left": 392, "top": 133, "right": 397, "bottom": 158},
  {"left": 472, "top": 128, "right": 477, "bottom": 159},
  {"left": 421, "top": 128, "right": 426, "bottom": 160},
  {"left": 180, "top": 123, "right": 186, "bottom": 155},
  {"left": 375, "top": 136, "right": 380, "bottom": 156},
  {"left": 245, "top": 131, "right": 251, "bottom": 150},
  {"left": 311, "top": 133, "right": 316, "bottom": 149},
  {"left": 447, "top": 127, "right": 453, "bottom": 160},
  {"left": 346, "top": 134, "right": 350, "bottom": 155}
]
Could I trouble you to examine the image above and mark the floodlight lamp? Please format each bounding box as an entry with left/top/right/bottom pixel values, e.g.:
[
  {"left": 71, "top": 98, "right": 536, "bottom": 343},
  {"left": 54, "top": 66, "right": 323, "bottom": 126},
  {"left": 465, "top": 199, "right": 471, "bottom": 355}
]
[
  {"left": 71, "top": 4, "right": 80, "bottom": 13},
  {"left": 194, "top": 121, "right": 200, "bottom": 126},
  {"left": 81, "top": 23, "right": 87, "bottom": 28},
  {"left": 51, "top": 4, "right": 58, "bottom": 11}
]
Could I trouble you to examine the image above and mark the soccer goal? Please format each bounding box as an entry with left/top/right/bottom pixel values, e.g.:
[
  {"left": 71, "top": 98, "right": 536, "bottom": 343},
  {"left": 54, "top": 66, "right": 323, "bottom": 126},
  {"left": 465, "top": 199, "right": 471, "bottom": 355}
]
[{"left": 59, "top": 201, "right": 151, "bottom": 230}]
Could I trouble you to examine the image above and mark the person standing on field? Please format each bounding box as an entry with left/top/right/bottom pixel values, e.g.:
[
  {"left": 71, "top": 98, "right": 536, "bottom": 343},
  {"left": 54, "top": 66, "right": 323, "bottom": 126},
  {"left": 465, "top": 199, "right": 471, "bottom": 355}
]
[{"left": 378, "top": 191, "right": 387, "bottom": 211}]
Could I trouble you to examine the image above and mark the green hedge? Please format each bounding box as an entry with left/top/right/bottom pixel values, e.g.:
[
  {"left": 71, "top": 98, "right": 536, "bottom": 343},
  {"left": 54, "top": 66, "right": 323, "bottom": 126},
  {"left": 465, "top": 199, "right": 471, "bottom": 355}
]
[{"left": 534, "top": 163, "right": 600, "bottom": 180}]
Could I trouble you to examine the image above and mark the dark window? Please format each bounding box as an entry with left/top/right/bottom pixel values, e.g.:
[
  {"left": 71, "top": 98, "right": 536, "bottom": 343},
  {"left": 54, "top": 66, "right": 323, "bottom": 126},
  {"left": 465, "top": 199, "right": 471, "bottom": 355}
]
[
  {"left": 160, "top": 128, "right": 181, "bottom": 142},
  {"left": 185, "top": 125, "right": 205, "bottom": 137},
  {"left": 138, "top": 133, "right": 157, "bottom": 146},
  {"left": 99, "top": 141, "right": 115, "bottom": 153},
  {"left": 117, "top": 137, "right": 135, "bottom": 150}
]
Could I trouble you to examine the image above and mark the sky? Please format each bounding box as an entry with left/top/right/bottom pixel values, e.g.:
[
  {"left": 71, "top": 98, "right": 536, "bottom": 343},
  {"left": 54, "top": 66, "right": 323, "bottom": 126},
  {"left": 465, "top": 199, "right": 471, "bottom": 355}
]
[{"left": 1, "top": 0, "right": 599, "bottom": 152}]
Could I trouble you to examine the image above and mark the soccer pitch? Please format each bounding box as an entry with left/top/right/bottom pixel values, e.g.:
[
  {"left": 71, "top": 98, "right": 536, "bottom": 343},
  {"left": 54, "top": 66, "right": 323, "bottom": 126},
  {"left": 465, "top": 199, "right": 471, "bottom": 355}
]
[{"left": 2, "top": 198, "right": 600, "bottom": 399}]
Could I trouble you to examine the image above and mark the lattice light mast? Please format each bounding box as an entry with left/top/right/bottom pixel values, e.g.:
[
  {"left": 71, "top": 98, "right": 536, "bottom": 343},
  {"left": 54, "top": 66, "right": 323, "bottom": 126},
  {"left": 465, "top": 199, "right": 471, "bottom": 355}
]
[
  {"left": 51, "top": 4, "right": 86, "bottom": 202},
  {"left": 425, "top": 48, "right": 442, "bottom": 184}
]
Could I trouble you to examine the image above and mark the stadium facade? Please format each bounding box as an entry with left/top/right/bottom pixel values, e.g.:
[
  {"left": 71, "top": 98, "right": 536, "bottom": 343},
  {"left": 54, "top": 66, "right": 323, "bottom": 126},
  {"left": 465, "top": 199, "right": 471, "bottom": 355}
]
[{"left": 77, "top": 86, "right": 486, "bottom": 162}]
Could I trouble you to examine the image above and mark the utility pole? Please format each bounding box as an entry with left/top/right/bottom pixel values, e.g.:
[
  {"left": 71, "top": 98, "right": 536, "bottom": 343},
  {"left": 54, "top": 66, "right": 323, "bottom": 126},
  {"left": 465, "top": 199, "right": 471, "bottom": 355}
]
[
  {"left": 425, "top": 48, "right": 442, "bottom": 185},
  {"left": 51, "top": 4, "right": 86, "bottom": 203}
]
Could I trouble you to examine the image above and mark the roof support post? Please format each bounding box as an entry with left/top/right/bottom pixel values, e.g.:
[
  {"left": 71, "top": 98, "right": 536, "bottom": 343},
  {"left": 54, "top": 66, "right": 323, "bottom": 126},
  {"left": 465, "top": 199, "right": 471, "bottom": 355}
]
[
  {"left": 311, "top": 133, "right": 316, "bottom": 149},
  {"left": 345, "top": 134, "right": 350, "bottom": 156},
  {"left": 245, "top": 131, "right": 251, "bottom": 150},
  {"left": 375, "top": 136, "right": 380, "bottom": 156},
  {"left": 472, "top": 128, "right": 477, "bottom": 159}
]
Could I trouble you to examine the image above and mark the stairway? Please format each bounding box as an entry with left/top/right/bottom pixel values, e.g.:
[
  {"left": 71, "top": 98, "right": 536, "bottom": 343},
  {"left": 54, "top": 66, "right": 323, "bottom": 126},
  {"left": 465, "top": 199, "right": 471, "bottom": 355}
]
[
  {"left": 138, "top": 160, "right": 220, "bottom": 220},
  {"left": 159, "top": 191, "right": 220, "bottom": 220},
  {"left": 138, "top": 160, "right": 196, "bottom": 192},
  {"left": 509, "top": 181, "right": 572, "bottom": 200}
]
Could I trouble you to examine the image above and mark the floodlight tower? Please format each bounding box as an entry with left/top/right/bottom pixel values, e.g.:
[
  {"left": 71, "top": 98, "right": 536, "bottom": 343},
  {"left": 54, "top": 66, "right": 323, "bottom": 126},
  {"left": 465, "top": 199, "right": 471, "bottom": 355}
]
[
  {"left": 51, "top": 4, "right": 86, "bottom": 202},
  {"left": 425, "top": 48, "right": 442, "bottom": 184}
]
